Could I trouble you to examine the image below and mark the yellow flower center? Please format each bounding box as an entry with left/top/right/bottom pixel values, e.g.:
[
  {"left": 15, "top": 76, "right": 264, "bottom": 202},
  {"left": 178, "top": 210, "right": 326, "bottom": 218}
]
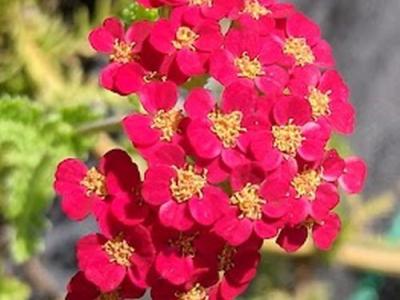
[
  {"left": 230, "top": 184, "right": 265, "bottom": 220},
  {"left": 283, "top": 37, "right": 315, "bottom": 67},
  {"left": 208, "top": 110, "right": 245, "bottom": 148},
  {"left": 81, "top": 167, "right": 107, "bottom": 198},
  {"left": 170, "top": 166, "right": 207, "bottom": 203},
  {"left": 170, "top": 233, "right": 198, "bottom": 257},
  {"left": 234, "top": 52, "right": 265, "bottom": 79},
  {"left": 176, "top": 284, "right": 209, "bottom": 300},
  {"left": 103, "top": 234, "right": 135, "bottom": 267},
  {"left": 242, "top": 0, "right": 271, "bottom": 20},
  {"left": 152, "top": 109, "right": 184, "bottom": 142},
  {"left": 291, "top": 169, "right": 321, "bottom": 199},
  {"left": 143, "top": 71, "right": 167, "bottom": 83},
  {"left": 110, "top": 40, "right": 135, "bottom": 64},
  {"left": 173, "top": 26, "right": 199, "bottom": 51},
  {"left": 308, "top": 87, "right": 331, "bottom": 118},
  {"left": 272, "top": 123, "right": 303, "bottom": 156},
  {"left": 97, "top": 292, "right": 120, "bottom": 300},
  {"left": 189, "top": 0, "right": 212, "bottom": 7},
  {"left": 282, "top": 87, "right": 291, "bottom": 95},
  {"left": 218, "top": 245, "right": 237, "bottom": 272}
]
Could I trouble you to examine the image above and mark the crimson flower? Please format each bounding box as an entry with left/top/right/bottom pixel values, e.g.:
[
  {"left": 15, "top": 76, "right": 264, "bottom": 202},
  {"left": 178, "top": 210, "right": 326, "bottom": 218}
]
[
  {"left": 230, "top": 0, "right": 295, "bottom": 35},
  {"left": 185, "top": 83, "right": 258, "bottom": 168},
  {"left": 123, "top": 81, "right": 184, "bottom": 150},
  {"left": 89, "top": 17, "right": 154, "bottom": 95},
  {"left": 77, "top": 223, "right": 155, "bottom": 292},
  {"left": 275, "top": 151, "right": 366, "bottom": 252},
  {"left": 287, "top": 66, "right": 355, "bottom": 134},
  {"left": 206, "top": 234, "right": 262, "bottom": 299},
  {"left": 271, "top": 95, "right": 331, "bottom": 161},
  {"left": 149, "top": 9, "right": 223, "bottom": 78},
  {"left": 213, "top": 163, "right": 286, "bottom": 246},
  {"left": 210, "top": 28, "right": 288, "bottom": 95},
  {"left": 277, "top": 212, "right": 341, "bottom": 252},
  {"left": 141, "top": 144, "right": 227, "bottom": 230},
  {"left": 151, "top": 223, "right": 220, "bottom": 286},
  {"left": 54, "top": 149, "right": 147, "bottom": 230},
  {"left": 272, "top": 12, "right": 335, "bottom": 68}
]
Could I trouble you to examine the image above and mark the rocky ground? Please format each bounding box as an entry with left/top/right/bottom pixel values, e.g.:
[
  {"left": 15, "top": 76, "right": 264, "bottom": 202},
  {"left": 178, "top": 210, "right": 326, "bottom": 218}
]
[{"left": 38, "top": 1, "right": 400, "bottom": 299}]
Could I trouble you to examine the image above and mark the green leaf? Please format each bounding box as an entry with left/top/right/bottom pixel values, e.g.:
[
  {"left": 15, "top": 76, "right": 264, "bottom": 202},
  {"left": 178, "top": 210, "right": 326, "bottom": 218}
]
[
  {"left": 0, "top": 95, "right": 98, "bottom": 262},
  {"left": 0, "top": 275, "right": 30, "bottom": 300}
]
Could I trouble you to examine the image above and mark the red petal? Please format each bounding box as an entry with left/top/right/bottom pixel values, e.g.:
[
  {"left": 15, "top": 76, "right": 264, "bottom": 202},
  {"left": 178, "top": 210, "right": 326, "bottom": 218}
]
[
  {"left": 321, "top": 150, "right": 345, "bottom": 181},
  {"left": 187, "top": 121, "right": 222, "bottom": 159},
  {"left": 222, "top": 81, "right": 256, "bottom": 113},
  {"left": 150, "top": 20, "right": 175, "bottom": 54},
  {"left": 214, "top": 215, "right": 253, "bottom": 246},
  {"left": 159, "top": 201, "right": 194, "bottom": 231},
  {"left": 276, "top": 226, "right": 308, "bottom": 253},
  {"left": 122, "top": 114, "right": 161, "bottom": 147},
  {"left": 313, "top": 40, "right": 335, "bottom": 68},
  {"left": 273, "top": 96, "right": 312, "bottom": 126},
  {"left": 176, "top": 49, "right": 205, "bottom": 76},
  {"left": 89, "top": 28, "right": 115, "bottom": 53},
  {"left": 142, "top": 166, "right": 174, "bottom": 206},
  {"left": 103, "top": 17, "right": 124, "bottom": 40},
  {"left": 155, "top": 252, "right": 194, "bottom": 285},
  {"left": 184, "top": 88, "right": 215, "bottom": 119},
  {"left": 99, "top": 63, "right": 119, "bottom": 91},
  {"left": 311, "top": 183, "right": 339, "bottom": 221},
  {"left": 312, "top": 213, "right": 341, "bottom": 250},
  {"left": 114, "top": 63, "right": 144, "bottom": 95},
  {"left": 329, "top": 100, "right": 355, "bottom": 135},
  {"left": 286, "top": 13, "right": 321, "bottom": 45},
  {"left": 339, "top": 157, "right": 367, "bottom": 194},
  {"left": 140, "top": 81, "right": 178, "bottom": 113}
]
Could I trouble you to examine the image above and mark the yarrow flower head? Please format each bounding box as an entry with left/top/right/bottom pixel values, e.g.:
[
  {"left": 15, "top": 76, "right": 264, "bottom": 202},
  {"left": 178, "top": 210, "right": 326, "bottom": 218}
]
[{"left": 56, "top": 1, "right": 368, "bottom": 299}]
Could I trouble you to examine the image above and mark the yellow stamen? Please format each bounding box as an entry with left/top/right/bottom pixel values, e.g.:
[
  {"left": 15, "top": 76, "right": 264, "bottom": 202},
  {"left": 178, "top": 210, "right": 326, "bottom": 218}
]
[
  {"left": 103, "top": 234, "right": 134, "bottom": 267},
  {"left": 283, "top": 87, "right": 291, "bottom": 95},
  {"left": 283, "top": 37, "right": 315, "bottom": 66},
  {"left": 176, "top": 284, "right": 209, "bottom": 300},
  {"left": 152, "top": 109, "right": 183, "bottom": 142},
  {"left": 189, "top": 0, "right": 212, "bottom": 7},
  {"left": 272, "top": 123, "right": 303, "bottom": 156},
  {"left": 218, "top": 245, "right": 237, "bottom": 272},
  {"left": 208, "top": 110, "right": 245, "bottom": 148},
  {"left": 230, "top": 184, "right": 265, "bottom": 220},
  {"left": 81, "top": 167, "right": 107, "bottom": 198},
  {"left": 234, "top": 52, "right": 265, "bottom": 79},
  {"left": 291, "top": 169, "right": 321, "bottom": 199},
  {"left": 143, "top": 71, "right": 167, "bottom": 83},
  {"left": 169, "top": 233, "right": 198, "bottom": 257},
  {"left": 110, "top": 40, "right": 135, "bottom": 64},
  {"left": 172, "top": 26, "right": 199, "bottom": 51},
  {"left": 242, "top": 0, "right": 271, "bottom": 20},
  {"left": 308, "top": 87, "right": 331, "bottom": 118},
  {"left": 97, "top": 291, "right": 120, "bottom": 300},
  {"left": 170, "top": 166, "right": 207, "bottom": 203}
]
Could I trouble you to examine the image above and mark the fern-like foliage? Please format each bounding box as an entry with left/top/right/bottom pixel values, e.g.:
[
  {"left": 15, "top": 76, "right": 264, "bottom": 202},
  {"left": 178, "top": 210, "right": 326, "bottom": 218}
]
[{"left": 0, "top": 95, "right": 98, "bottom": 263}]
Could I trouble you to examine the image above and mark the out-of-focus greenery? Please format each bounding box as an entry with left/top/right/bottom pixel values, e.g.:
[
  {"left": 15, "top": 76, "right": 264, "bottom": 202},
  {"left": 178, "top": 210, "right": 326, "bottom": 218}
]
[
  {"left": 0, "top": 0, "right": 156, "bottom": 298},
  {"left": 0, "top": 273, "right": 30, "bottom": 300},
  {"left": 0, "top": 96, "right": 97, "bottom": 263}
]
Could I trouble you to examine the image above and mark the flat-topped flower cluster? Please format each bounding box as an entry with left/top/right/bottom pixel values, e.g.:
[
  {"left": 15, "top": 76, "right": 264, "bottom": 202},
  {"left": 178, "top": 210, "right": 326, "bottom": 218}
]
[{"left": 55, "top": 0, "right": 367, "bottom": 299}]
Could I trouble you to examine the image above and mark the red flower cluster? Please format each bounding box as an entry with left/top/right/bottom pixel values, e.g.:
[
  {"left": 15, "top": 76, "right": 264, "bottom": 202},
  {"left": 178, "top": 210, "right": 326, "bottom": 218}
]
[{"left": 56, "top": 1, "right": 368, "bottom": 299}]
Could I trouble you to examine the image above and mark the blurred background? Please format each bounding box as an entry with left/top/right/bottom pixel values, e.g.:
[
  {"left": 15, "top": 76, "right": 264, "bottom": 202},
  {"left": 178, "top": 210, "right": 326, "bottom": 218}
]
[{"left": 0, "top": 0, "right": 399, "bottom": 299}]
